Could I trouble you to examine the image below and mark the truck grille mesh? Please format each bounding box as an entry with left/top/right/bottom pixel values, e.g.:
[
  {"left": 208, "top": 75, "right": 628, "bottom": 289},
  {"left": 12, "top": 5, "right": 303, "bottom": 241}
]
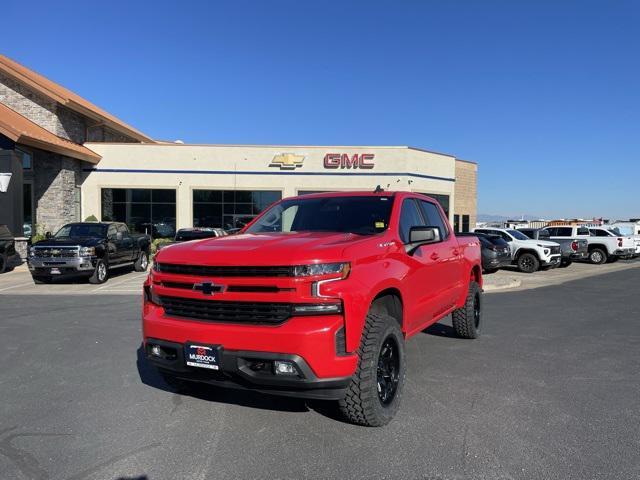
[
  {"left": 33, "top": 247, "right": 78, "bottom": 258},
  {"left": 550, "top": 246, "right": 561, "bottom": 255},
  {"left": 160, "top": 295, "right": 292, "bottom": 324},
  {"left": 157, "top": 263, "right": 294, "bottom": 277}
]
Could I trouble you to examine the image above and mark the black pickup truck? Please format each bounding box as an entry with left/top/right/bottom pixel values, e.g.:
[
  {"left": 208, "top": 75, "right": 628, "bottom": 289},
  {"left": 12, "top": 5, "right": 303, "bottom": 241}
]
[
  {"left": 27, "top": 222, "right": 151, "bottom": 284},
  {"left": 0, "top": 225, "right": 21, "bottom": 274}
]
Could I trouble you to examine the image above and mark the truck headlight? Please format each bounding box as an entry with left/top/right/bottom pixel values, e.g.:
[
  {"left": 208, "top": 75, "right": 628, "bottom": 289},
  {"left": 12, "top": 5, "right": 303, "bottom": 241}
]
[
  {"left": 293, "top": 262, "right": 350, "bottom": 278},
  {"left": 79, "top": 247, "right": 96, "bottom": 256}
]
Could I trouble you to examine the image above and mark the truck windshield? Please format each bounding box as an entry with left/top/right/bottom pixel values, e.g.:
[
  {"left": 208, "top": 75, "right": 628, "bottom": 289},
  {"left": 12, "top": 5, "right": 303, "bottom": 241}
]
[
  {"left": 246, "top": 195, "right": 394, "bottom": 235},
  {"left": 54, "top": 224, "right": 107, "bottom": 238},
  {"left": 506, "top": 229, "right": 530, "bottom": 241}
]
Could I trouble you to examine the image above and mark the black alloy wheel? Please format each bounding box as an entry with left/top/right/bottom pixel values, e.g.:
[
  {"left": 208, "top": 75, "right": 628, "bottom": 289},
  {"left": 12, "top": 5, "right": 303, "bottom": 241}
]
[{"left": 377, "top": 337, "right": 400, "bottom": 405}]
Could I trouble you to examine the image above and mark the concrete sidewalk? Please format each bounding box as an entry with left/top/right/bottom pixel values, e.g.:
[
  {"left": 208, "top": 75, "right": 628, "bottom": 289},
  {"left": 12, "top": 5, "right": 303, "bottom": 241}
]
[{"left": 483, "top": 258, "right": 640, "bottom": 293}]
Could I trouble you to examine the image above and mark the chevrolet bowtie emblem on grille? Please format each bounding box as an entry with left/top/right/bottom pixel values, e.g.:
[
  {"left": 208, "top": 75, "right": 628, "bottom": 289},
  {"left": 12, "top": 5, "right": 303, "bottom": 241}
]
[
  {"left": 270, "top": 153, "right": 305, "bottom": 170},
  {"left": 193, "top": 282, "right": 224, "bottom": 295}
]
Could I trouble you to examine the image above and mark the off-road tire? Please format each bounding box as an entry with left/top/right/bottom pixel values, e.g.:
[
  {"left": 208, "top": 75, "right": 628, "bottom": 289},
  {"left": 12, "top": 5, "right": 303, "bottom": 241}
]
[
  {"left": 134, "top": 251, "right": 149, "bottom": 272},
  {"left": 89, "top": 259, "right": 109, "bottom": 284},
  {"left": 452, "top": 281, "right": 482, "bottom": 339},
  {"left": 33, "top": 276, "right": 52, "bottom": 284},
  {"left": 589, "top": 248, "right": 607, "bottom": 265},
  {"left": 0, "top": 255, "right": 6, "bottom": 274},
  {"left": 517, "top": 253, "right": 539, "bottom": 273},
  {"left": 338, "top": 312, "right": 406, "bottom": 427}
]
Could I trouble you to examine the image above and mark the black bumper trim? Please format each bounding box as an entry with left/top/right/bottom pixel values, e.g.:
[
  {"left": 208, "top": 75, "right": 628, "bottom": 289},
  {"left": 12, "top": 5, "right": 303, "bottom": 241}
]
[{"left": 145, "top": 338, "right": 351, "bottom": 400}]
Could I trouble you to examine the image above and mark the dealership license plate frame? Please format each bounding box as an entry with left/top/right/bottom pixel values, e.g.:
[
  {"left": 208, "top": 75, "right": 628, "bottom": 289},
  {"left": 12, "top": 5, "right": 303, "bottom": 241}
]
[{"left": 184, "top": 342, "right": 222, "bottom": 370}]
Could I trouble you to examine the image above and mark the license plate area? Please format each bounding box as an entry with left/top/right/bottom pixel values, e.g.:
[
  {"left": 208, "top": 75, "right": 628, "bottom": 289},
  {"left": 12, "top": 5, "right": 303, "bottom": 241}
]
[{"left": 184, "top": 343, "right": 221, "bottom": 370}]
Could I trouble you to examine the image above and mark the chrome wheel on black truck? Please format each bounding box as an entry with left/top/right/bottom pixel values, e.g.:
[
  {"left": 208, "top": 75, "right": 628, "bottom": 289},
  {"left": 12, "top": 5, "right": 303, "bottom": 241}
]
[
  {"left": 89, "top": 259, "right": 108, "bottom": 284},
  {"left": 339, "top": 312, "right": 406, "bottom": 427}
]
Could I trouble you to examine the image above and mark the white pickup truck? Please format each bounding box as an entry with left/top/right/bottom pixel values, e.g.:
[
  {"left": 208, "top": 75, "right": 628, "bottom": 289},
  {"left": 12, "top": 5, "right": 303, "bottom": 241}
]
[
  {"left": 541, "top": 225, "right": 636, "bottom": 264},
  {"left": 473, "top": 227, "right": 561, "bottom": 273},
  {"left": 608, "top": 223, "right": 640, "bottom": 258}
]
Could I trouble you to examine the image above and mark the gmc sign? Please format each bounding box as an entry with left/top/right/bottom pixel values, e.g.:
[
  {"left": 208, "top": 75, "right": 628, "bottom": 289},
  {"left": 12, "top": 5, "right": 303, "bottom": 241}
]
[{"left": 324, "top": 153, "right": 375, "bottom": 169}]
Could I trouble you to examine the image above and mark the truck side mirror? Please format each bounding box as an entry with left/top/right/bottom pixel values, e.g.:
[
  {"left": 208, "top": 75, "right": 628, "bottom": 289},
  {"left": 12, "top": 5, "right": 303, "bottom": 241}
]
[
  {"left": 116, "top": 232, "right": 123, "bottom": 241},
  {"left": 406, "top": 226, "right": 441, "bottom": 254},
  {"left": 45, "top": 231, "right": 52, "bottom": 239}
]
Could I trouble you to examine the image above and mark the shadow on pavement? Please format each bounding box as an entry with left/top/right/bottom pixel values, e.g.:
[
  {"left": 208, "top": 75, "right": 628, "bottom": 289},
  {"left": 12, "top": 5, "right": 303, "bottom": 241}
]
[
  {"left": 136, "top": 345, "right": 321, "bottom": 414},
  {"left": 422, "top": 322, "right": 457, "bottom": 338}
]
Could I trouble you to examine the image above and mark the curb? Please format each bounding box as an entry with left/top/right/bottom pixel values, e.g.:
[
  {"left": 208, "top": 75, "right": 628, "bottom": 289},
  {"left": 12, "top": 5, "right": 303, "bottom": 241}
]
[{"left": 483, "top": 277, "right": 521, "bottom": 292}]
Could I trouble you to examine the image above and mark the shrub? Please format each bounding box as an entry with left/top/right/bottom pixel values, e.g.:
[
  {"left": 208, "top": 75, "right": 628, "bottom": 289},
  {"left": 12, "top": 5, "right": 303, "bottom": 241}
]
[
  {"left": 151, "top": 238, "right": 174, "bottom": 256},
  {"left": 84, "top": 215, "right": 98, "bottom": 222}
]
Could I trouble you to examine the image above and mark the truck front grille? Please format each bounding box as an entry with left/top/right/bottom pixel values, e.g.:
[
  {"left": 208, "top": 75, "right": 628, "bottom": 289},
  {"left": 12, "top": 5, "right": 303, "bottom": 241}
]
[
  {"left": 550, "top": 246, "right": 561, "bottom": 255},
  {"left": 34, "top": 247, "right": 78, "bottom": 258},
  {"left": 156, "top": 263, "right": 294, "bottom": 277},
  {"left": 159, "top": 295, "right": 292, "bottom": 324}
]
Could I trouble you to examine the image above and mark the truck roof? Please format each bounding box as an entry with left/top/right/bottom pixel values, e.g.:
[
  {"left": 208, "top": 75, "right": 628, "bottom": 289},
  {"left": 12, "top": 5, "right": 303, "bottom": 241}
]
[{"left": 287, "top": 190, "right": 438, "bottom": 203}]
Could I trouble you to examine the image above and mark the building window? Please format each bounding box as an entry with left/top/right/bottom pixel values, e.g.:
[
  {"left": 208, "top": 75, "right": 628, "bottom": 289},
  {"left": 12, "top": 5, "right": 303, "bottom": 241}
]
[
  {"left": 101, "top": 188, "right": 176, "bottom": 238},
  {"left": 454, "top": 214, "right": 460, "bottom": 233},
  {"left": 421, "top": 193, "right": 449, "bottom": 218},
  {"left": 193, "top": 190, "right": 281, "bottom": 230},
  {"left": 462, "top": 215, "right": 470, "bottom": 232},
  {"left": 16, "top": 147, "right": 32, "bottom": 170}
]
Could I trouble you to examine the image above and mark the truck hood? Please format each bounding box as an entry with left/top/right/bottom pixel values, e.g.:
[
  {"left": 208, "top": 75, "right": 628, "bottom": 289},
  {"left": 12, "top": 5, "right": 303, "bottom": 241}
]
[
  {"left": 32, "top": 237, "right": 103, "bottom": 248},
  {"left": 523, "top": 239, "right": 559, "bottom": 247},
  {"left": 156, "top": 231, "right": 370, "bottom": 265}
]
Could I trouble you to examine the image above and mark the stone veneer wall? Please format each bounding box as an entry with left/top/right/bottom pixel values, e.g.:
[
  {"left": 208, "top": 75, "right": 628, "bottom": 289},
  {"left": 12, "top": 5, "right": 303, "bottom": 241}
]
[
  {"left": 31, "top": 148, "right": 85, "bottom": 233},
  {"left": 454, "top": 160, "right": 478, "bottom": 229}
]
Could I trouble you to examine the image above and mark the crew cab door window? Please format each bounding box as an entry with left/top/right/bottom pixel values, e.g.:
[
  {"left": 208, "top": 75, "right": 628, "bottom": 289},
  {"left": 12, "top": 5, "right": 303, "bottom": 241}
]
[
  {"left": 398, "top": 199, "right": 425, "bottom": 243},
  {"left": 107, "top": 225, "right": 117, "bottom": 241}
]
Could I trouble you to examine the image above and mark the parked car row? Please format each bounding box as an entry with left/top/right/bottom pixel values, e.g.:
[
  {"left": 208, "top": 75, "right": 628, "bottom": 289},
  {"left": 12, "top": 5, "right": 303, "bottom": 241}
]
[{"left": 472, "top": 225, "right": 637, "bottom": 273}]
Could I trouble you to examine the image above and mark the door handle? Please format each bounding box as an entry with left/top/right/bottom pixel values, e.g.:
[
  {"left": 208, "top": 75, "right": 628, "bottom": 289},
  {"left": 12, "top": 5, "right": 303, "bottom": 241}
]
[{"left": 430, "top": 252, "right": 439, "bottom": 261}]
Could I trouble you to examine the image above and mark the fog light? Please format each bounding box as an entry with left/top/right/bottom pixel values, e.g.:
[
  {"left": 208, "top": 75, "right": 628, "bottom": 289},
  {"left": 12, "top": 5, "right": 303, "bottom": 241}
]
[
  {"left": 274, "top": 360, "right": 297, "bottom": 375},
  {"left": 151, "top": 345, "right": 162, "bottom": 357}
]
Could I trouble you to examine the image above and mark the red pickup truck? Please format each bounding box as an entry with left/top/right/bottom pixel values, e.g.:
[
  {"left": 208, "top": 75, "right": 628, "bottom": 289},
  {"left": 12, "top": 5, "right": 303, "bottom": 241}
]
[{"left": 143, "top": 191, "right": 483, "bottom": 426}]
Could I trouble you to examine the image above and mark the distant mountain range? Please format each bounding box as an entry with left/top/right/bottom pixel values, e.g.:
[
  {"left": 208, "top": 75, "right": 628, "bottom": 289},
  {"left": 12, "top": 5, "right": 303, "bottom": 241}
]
[{"left": 477, "top": 213, "right": 544, "bottom": 222}]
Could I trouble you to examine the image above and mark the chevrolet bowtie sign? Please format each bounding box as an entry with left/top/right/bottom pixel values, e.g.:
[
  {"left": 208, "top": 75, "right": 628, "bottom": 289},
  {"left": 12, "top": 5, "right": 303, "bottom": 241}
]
[{"left": 270, "top": 153, "right": 305, "bottom": 170}]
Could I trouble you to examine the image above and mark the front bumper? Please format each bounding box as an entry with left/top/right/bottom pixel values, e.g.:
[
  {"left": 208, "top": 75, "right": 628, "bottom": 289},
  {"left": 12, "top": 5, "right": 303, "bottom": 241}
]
[
  {"left": 143, "top": 300, "right": 358, "bottom": 400},
  {"left": 27, "top": 256, "right": 96, "bottom": 276},
  {"left": 145, "top": 338, "right": 352, "bottom": 400},
  {"left": 541, "top": 254, "right": 562, "bottom": 266}
]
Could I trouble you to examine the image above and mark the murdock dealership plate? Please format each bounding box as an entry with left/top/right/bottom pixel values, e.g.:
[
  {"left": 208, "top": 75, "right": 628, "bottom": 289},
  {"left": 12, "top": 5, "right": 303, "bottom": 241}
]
[{"left": 184, "top": 343, "right": 221, "bottom": 370}]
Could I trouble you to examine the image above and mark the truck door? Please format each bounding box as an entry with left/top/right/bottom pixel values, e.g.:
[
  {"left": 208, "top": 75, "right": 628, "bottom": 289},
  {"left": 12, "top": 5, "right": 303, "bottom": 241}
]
[
  {"left": 117, "top": 224, "right": 135, "bottom": 262},
  {"left": 106, "top": 225, "right": 119, "bottom": 264},
  {"left": 398, "top": 199, "right": 452, "bottom": 332},
  {"left": 418, "top": 200, "right": 463, "bottom": 305}
]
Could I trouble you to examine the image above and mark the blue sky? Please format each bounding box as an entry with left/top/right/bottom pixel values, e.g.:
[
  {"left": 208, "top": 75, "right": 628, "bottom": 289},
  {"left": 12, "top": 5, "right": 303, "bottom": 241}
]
[{"left": 3, "top": 1, "right": 639, "bottom": 219}]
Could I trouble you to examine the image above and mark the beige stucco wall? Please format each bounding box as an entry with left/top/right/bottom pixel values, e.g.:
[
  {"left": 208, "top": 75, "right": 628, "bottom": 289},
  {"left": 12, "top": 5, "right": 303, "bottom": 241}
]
[
  {"left": 81, "top": 144, "right": 460, "bottom": 229},
  {"left": 454, "top": 159, "right": 478, "bottom": 229}
]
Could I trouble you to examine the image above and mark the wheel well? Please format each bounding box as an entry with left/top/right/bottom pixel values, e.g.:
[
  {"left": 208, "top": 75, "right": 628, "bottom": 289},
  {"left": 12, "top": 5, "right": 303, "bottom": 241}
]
[
  {"left": 370, "top": 289, "right": 403, "bottom": 328},
  {"left": 515, "top": 248, "right": 539, "bottom": 260},
  {"left": 588, "top": 244, "right": 605, "bottom": 251},
  {"left": 470, "top": 265, "right": 481, "bottom": 284}
]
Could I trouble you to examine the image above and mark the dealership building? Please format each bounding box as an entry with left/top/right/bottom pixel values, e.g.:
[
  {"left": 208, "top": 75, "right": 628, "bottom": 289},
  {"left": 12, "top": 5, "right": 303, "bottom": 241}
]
[{"left": 0, "top": 54, "right": 477, "bottom": 254}]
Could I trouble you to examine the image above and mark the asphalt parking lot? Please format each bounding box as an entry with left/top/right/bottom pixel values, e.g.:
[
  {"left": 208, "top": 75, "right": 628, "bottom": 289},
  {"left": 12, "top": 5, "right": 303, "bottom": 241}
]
[{"left": 1, "top": 268, "right": 639, "bottom": 480}]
